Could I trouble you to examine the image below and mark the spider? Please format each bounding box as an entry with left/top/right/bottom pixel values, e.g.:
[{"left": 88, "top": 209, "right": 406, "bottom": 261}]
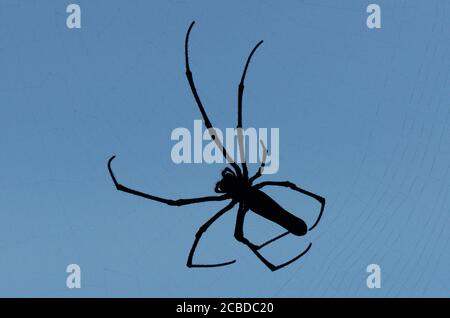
[{"left": 107, "top": 21, "right": 326, "bottom": 271}]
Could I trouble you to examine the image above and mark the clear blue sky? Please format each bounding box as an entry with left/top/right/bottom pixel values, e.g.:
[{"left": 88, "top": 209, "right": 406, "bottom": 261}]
[{"left": 1, "top": 0, "right": 450, "bottom": 297}]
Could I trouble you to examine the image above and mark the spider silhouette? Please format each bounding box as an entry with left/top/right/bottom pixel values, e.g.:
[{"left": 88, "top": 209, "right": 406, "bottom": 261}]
[{"left": 107, "top": 21, "right": 326, "bottom": 271}]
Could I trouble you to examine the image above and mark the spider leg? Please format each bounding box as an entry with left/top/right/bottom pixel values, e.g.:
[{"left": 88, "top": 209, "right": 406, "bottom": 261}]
[
  {"left": 184, "top": 21, "right": 242, "bottom": 176},
  {"left": 237, "top": 40, "right": 264, "bottom": 179},
  {"left": 250, "top": 242, "right": 312, "bottom": 272},
  {"left": 261, "top": 242, "right": 312, "bottom": 271},
  {"left": 256, "top": 230, "right": 290, "bottom": 249},
  {"left": 249, "top": 140, "right": 267, "bottom": 184},
  {"left": 233, "top": 204, "right": 311, "bottom": 271},
  {"left": 108, "top": 156, "right": 230, "bottom": 206},
  {"left": 187, "top": 200, "right": 238, "bottom": 268},
  {"left": 254, "top": 181, "right": 326, "bottom": 231}
]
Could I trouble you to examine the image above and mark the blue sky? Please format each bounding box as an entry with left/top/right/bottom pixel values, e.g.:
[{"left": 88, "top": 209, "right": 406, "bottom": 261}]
[{"left": 1, "top": 0, "right": 450, "bottom": 297}]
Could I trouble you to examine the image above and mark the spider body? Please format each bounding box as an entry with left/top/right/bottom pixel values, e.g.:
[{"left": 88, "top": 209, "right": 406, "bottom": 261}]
[
  {"left": 216, "top": 167, "right": 308, "bottom": 237},
  {"left": 243, "top": 188, "right": 308, "bottom": 237},
  {"left": 107, "top": 21, "right": 325, "bottom": 271}
]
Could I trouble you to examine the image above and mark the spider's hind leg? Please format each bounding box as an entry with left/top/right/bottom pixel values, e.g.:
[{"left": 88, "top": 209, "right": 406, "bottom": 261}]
[
  {"left": 234, "top": 205, "right": 312, "bottom": 271},
  {"left": 239, "top": 235, "right": 312, "bottom": 272}
]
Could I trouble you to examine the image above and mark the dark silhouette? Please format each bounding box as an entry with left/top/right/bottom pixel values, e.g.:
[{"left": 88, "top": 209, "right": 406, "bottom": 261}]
[{"left": 107, "top": 21, "right": 326, "bottom": 271}]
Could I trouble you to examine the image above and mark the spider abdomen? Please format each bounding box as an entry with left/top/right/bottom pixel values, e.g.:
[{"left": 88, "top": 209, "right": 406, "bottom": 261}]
[{"left": 245, "top": 189, "right": 308, "bottom": 236}]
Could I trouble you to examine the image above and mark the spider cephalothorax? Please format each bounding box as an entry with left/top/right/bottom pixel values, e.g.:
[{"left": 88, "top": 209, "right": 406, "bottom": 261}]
[
  {"left": 107, "top": 21, "right": 326, "bottom": 271},
  {"left": 215, "top": 168, "right": 248, "bottom": 196}
]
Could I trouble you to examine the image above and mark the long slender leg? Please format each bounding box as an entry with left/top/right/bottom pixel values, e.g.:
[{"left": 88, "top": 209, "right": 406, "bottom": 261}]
[
  {"left": 108, "top": 156, "right": 230, "bottom": 206},
  {"left": 237, "top": 40, "right": 264, "bottom": 179},
  {"left": 269, "top": 243, "right": 312, "bottom": 271},
  {"left": 234, "top": 204, "right": 311, "bottom": 271},
  {"left": 184, "top": 21, "right": 242, "bottom": 176},
  {"left": 187, "top": 200, "right": 238, "bottom": 268},
  {"left": 249, "top": 140, "right": 267, "bottom": 184},
  {"left": 254, "top": 181, "right": 325, "bottom": 231},
  {"left": 233, "top": 204, "right": 254, "bottom": 247},
  {"left": 256, "top": 230, "right": 290, "bottom": 249}
]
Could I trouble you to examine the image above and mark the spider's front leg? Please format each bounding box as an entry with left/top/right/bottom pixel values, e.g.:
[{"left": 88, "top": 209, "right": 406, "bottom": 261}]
[
  {"left": 107, "top": 156, "right": 230, "bottom": 206},
  {"left": 249, "top": 140, "right": 267, "bottom": 184}
]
